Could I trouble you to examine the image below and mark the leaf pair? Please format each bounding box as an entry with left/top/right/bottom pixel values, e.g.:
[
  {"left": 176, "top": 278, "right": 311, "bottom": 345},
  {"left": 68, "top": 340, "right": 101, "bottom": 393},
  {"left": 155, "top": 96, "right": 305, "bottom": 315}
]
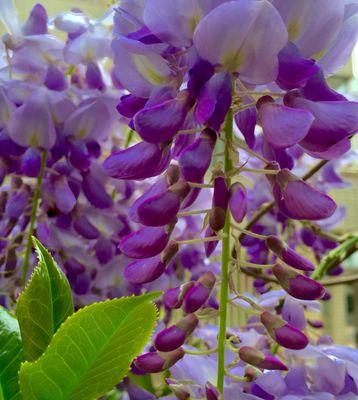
[{"left": 0, "top": 237, "right": 159, "bottom": 400}]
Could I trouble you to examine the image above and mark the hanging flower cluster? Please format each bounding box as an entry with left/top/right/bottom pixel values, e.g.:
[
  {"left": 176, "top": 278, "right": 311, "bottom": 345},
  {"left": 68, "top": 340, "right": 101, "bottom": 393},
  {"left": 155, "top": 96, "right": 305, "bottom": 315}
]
[{"left": 1, "top": 0, "right": 358, "bottom": 399}]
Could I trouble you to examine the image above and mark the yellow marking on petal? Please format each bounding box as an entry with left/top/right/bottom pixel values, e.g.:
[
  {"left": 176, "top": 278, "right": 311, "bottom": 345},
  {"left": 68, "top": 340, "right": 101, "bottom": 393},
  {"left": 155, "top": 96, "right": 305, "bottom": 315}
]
[
  {"left": 223, "top": 49, "right": 244, "bottom": 72},
  {"left": 311, "top": 49, "right": 326, "bottom": 61},
  {"left": 287, "top": 20, "right": 301, "bottom": 42},
  {"left": 29, "top": 133, "right": 39, "bottom": 147},
  {"left": 133, "top": 54, "right": 169, "bottom": 86}
]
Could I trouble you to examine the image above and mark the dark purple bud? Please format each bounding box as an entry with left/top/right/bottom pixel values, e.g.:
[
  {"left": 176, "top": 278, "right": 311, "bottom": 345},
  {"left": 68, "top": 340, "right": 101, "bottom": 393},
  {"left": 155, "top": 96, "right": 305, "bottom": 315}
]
[
  {"left": 82, "top": 172, "right": 113, "bottom": 209},
  {"left": 235, "top": 106, "right": 257, "bottom": 149},
  {"left": 205, "top": 382, "right": 219, "bottom": 400},
  {"left": 272, "top": 263, "right": 325, "bottom": 301},
  {"left": 73, "top": 215, "right": 100, "bottom": 240},
  {"left": 163, "top": 282, "right": 195, "bottom": 309},
  {"left": 154, "top": 314, "right": 198, "bottom": 352},
  {"left": 260, "top": 311, "right": 308, "bottom": 350},
  {"left": 244, "top": 366, "right": 261, "bottom": 382},
  {"left": 179, "top": 128, "right": 217, "bottom": 183},
  {"left": 124, "top": 256, "right": 165, "bottom": 285},
  {"left": 265, "top": 235, "right": 314, "bottom": 272},
  {"left": 69, "top": 141, "right": 91, "bottom": 171},
  {"left": 119, "top": 223, "right": 174, "bottom": 259},
  {"left": 94, "top": 236, "right": 114, "bottom": 264},
  {"left": 136, "top": 181, "right": 189, "bottom": 226},
  {"left": 195, "top": 72, "right": 232, "bottom": 131},
  {"left": 103, "top": 142, "right": 163, "bottom": 180},
  {"left": 239, "top": 346, "right": 288, "bottom": 371},
  {"left": 134, "top": 349, "right": 184, "bottom": 373},
  {"left": 53, "top": 176, "right": 76, "bottom": 214},
  {"left": 229, "top": 182, "right": 247, "bottom": 223},
  {"left": 204, "top": 226, "right": 219, "bottom": 257},
  {"left": 301, "top": 228, "right": 316, "bottom": 246},
  {"left": 188, "top": 58, "right": 215, "bottom": 98},
  {"left": 0, "top": 130, "right": 26, "bottom": 157},
  {"left": 44, "top": 64, "right": 67, "bottom": 91},
  {"left": 64, "top": 257, "right": 86, "bottom": 275},
  {"left": 272, "top": 169, "right": 337, "bottom": 220},
  {"left": 209, "top": 173, "right": 228, "bottom": 232},
  {"left": 22, "top": 3, "right": 48, "bottom": 35},
  {"left": 85, "top": 61, "right": 105, "bottom": 91},
  {"left": 183, "top": 271, "right": 216, "bottom": 313},
  {"left": 21, "top": 147, "right": 41, "bottom": 177},
  {"left": 117, "top": 94, "right": 147, "bottom": 118},
  {"left": 74, "top": 272, "right": 91, "bottom": 295},
  {"left": 308, "top": 319, "right": 324, "bottom": 329},
  {"left": 5, "top": 190, "right": 29, "bottom": 219},
  {"left": 134, "top": 91, "right": 190, "bottom": 143},
  {"left": 276, "top": 42, "right": 319, "bottom": 90}
]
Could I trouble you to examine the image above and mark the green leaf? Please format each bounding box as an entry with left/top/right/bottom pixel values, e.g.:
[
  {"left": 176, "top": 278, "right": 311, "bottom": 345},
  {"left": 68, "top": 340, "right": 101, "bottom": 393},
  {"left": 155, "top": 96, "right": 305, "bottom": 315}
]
[
  {"left": 16, "top": 237, "right": 74, "bottom": 361},
  {"left": 19, "top": 292, "right": 159, "bottom": 400},
  {"left": 0, "top": 307, "right": 23, "bottom": 400}
]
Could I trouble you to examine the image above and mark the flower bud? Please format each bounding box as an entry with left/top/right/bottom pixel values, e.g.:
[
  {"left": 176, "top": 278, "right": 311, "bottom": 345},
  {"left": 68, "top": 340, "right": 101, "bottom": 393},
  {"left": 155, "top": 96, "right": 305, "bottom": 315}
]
[
  {"left": 239, "top": 346, "right": 288, "bottom": 371},
  {"left": 204, "top": 226, "right": 219, "bottom": 257},
  {"left": 244, "top": 366, "right": 261, "bottom": 382},
  {"left": 163, "top": 282, "right": 195, "bottom": 309},
  {"left": 21, "top": 148, "right": 41, "bottom": 177},
  {"left": 166, "top": 379, "right": 190, "bottom": 400},
  {"left": 209, "top": 173, "right": 229, "bottom": 231},
  {"left": 119, "top": 223, "right": 175, "bottom": 259},
  {"left": 136, "top": 180, "right": 190, "bottom": 226},
  {"left": 154, "top": 314, "right": 198, "bottom": 352},
  {"left": 124, "top": 241, "right": 179, "bottom": 284},
  {"left": 73, "top": 215, "right": 100, "bottom": 240},
  {"left": 266, "top": 235, "right": 314, "bottom": 271},
  {"left": 205, "top": 382, "right": 219, "bottom": 400},
  {"left": 179, "top": 128, "right": 217, "bottom": 183},
  {"left": 116, "top": 94, "right": 147, "bottom": 118},
  {"left": 183, "top": 271, "right": 216, "bottom": 313},
  {"left": 229, "top": 182, "right": 247, "bottom": 223},
  {"left": 260, "top": 311, "right": 308, "bottom": 350},
  {"left": 134, "top": 348, "right": 184, "bottom": 373},
  {"left": 272, "top": 263, "right": 325, "bottom": 301}
]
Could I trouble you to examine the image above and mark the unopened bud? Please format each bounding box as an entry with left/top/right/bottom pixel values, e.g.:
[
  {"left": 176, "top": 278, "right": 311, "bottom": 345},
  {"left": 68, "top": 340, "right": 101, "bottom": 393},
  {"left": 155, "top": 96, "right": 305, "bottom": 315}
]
[
  {"left": 229, "top": 182, "right": 247, "bottom": 223},
  {"left": 260, "top": 311, "right": 308, "bottom": 350},
  {"left": 134, "top": 349, "right": 184, "bottom": 373},
  {"left": 266, "top": 235, "right": 315, "bottom": 271},
  {"left": 163, "top": 282, "right": 195, "bottom": 309},
  {"left": 183, "top": 271, "right": 216, "bottom": 313},
  {"left": 239, "top": 346, "right": 288, "bottom": 371},
  {"left": 272, "top": 263, "right": 325, "bottom": 300}
]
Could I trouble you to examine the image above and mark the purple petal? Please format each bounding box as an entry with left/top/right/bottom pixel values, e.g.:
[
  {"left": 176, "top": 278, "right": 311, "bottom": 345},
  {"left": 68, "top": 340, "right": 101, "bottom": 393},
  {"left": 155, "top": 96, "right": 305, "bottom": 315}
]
[
  {"left": 272, "top": 0, "right": 344, "bottom": 59},
  {"left": 7, "top": 90, "right": 56, "bottom": 150},
  {"left": 44, "top": 64, "right": 67, "bottom": 91},
  {"left": 235, "top": 107, "right": 257, "bottom": 149},
  {"left": 273, "top": 170, "right": 337, "bottom": 220},
  {"left": 119, "top": 226, "right": 171, "bottom": 259},
  {"left": 117, "top": 94, "right": 147, "bottom": 118},
  {"left": 82, "top": 172, "right": 113, "bottom": 209},
  {"left": 134, "top": 91, "right": 190, "bottom": 143},
  {"left": 22, "top": 4, "right": 48, "bottom": 35},
  {"left": 276, "top": 42, "right": 319, "bottom": 90},
  {"left": 103, "top": 141, "right": 162, "bottom": 180},
  {"left": 259, "top": 101, "right": 314, "bottom": 149},
  {"left": 193, "top": 0, "right": 287, "bottom": 84},
  {"left": 187, "top": 58, "right": 215, "bottom": 98},
  {"left": 179, "top": 128, "right": 217, "bottom": 183},
  {"left": 85, "top": 61, "right": 105, "bottom": 91},
  {"left": 94, "top": 236, "right": 114, "bottom": 264},
  {"left": 281, "top": 297, "right": 306, "bottom": 330},
  {"left": 73, "top": 215, "right": 100, "bottom": 240},
  {"left": 54, "top": 176, "right": 76, "bottom": 214},
  {"left": 195, "top": 71, "right": 232, "bottom": 130},
  {"left": 124, "top": 256, "right": 166, "bottom": 284},
  {"left": 229, "top": 182, "right": 247, "bottom": 223},
  {"left": 21, "top": 147, "right": 41, "bottom": 177}
]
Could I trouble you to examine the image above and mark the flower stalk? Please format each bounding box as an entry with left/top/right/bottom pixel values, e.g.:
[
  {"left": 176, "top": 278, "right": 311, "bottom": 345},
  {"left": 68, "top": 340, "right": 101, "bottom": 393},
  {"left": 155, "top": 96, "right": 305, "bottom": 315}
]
[
  {"left": 217, "top": 106, "right": 233, "bottom": 394},
  {"left": 22, "top": 150, "right": 47, "bottom": 284}
]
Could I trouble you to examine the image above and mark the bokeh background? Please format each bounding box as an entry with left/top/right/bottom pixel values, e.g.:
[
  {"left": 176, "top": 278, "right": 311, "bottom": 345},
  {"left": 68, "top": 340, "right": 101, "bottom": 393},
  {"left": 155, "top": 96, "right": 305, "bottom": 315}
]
[{"left": 3, "top": 0, "right": 358, "bottom": 346}]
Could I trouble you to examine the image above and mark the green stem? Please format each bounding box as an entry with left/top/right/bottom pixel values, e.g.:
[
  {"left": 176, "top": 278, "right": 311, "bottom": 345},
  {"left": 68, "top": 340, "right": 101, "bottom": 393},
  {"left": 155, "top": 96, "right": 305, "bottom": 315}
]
[
  {"left": 311, "top": 235, "right": 358, "bottom": 280},
  {"left": 22, "top": 150, "right": 47, "bottom": 284},
  {"left": 217, "top": 107, "right": 233, "bottom": 394}
]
